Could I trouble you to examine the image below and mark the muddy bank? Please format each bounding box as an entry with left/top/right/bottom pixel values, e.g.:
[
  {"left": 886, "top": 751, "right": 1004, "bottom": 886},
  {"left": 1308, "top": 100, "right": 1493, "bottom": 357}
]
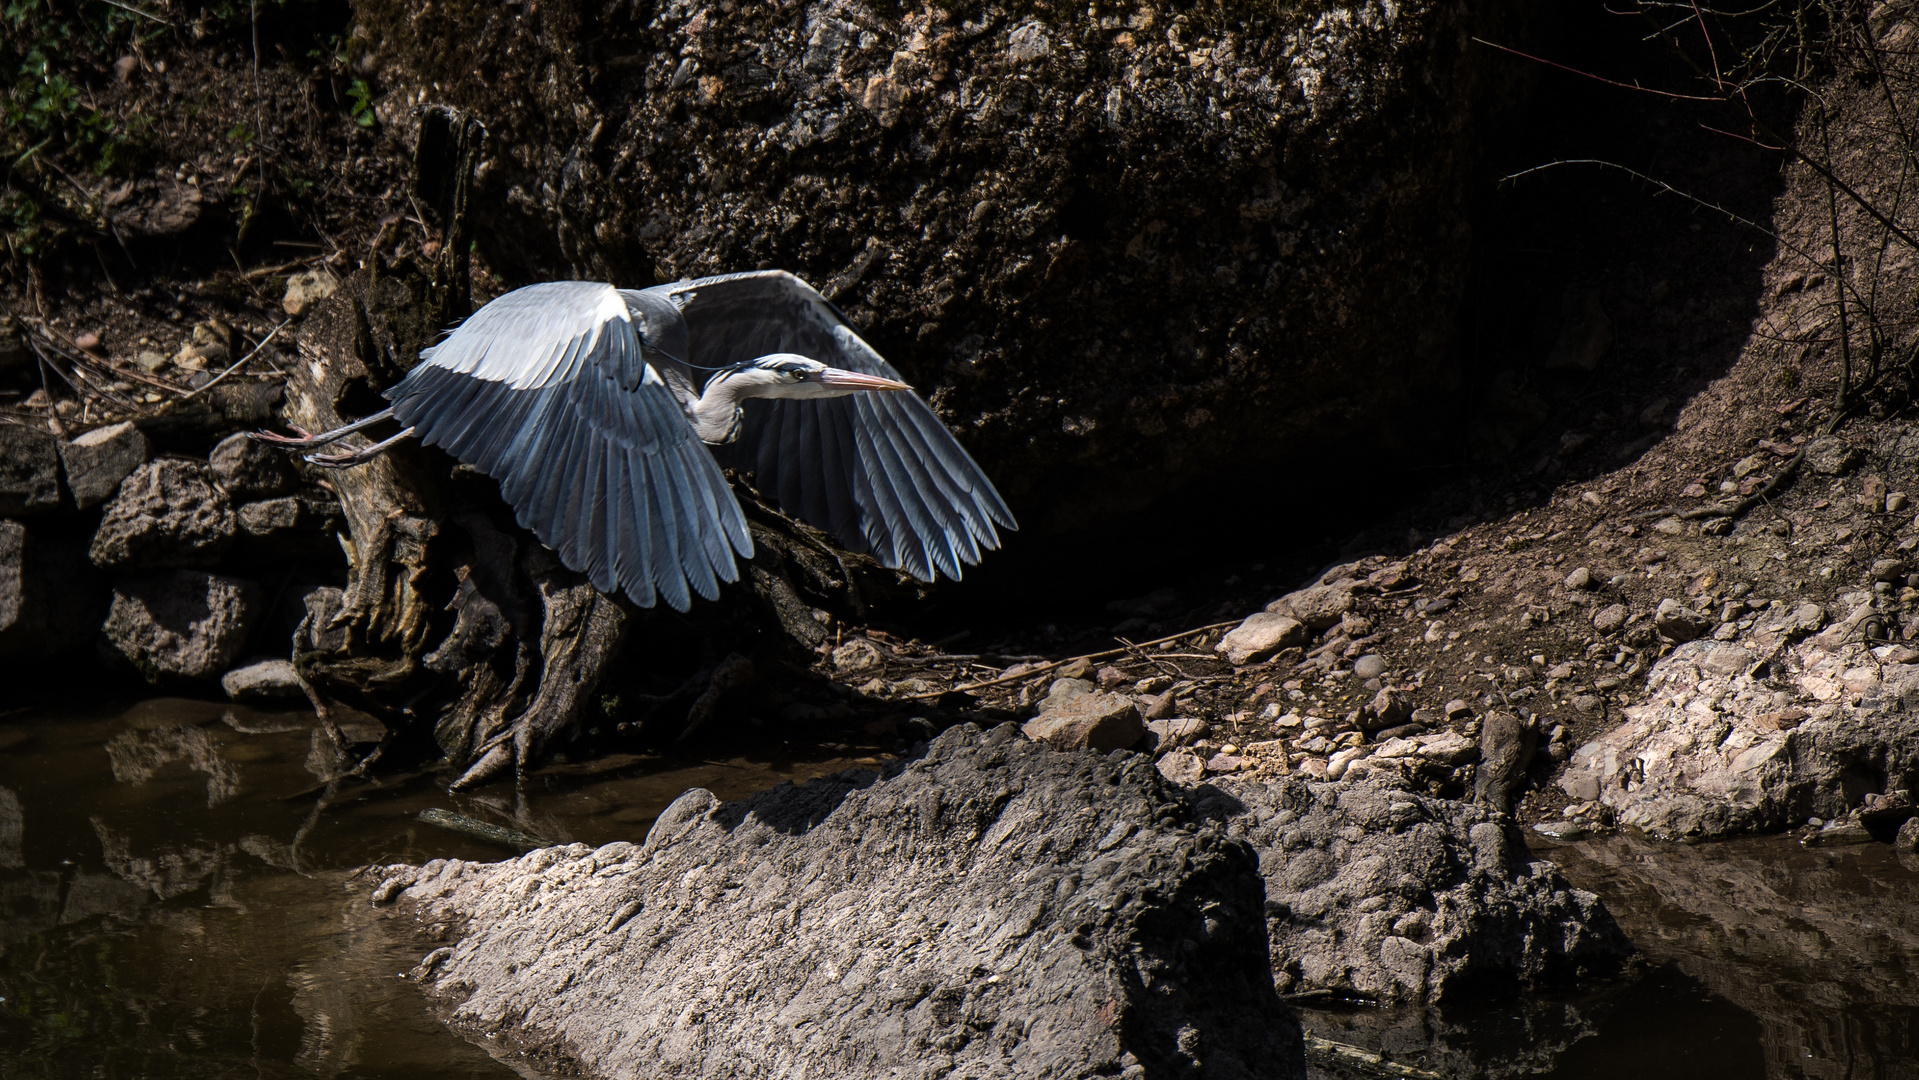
[{"left": 367, "top": 725, "right": 1627, "bottom": 1078}]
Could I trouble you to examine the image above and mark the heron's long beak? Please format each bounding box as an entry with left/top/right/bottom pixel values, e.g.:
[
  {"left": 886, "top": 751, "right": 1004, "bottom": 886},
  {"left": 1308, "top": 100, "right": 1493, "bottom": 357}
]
[{"left": 819, "top": 368, "right": 912, "bottom": 392}]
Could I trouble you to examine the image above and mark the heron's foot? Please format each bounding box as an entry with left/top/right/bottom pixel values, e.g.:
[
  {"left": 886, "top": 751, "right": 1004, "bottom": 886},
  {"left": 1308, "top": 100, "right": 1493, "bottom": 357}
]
[{"left": 249, "top": 426, "right": 321, "bottom": 446}]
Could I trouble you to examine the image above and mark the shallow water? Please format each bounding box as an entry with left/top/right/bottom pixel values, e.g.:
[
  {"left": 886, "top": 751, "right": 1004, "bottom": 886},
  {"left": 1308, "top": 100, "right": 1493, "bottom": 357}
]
[
  {"left": 0, "top": 697, "right": 870, "bottom": 1078},
  {"left": 1, "top": 698, "right": 1914, "bottom": 1079}
]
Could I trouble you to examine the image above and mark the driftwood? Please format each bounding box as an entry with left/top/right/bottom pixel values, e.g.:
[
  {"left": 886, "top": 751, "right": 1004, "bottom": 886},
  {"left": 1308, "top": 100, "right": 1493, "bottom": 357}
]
[{"left": 278, "top": 109, "right": 909, "bottom": 788}]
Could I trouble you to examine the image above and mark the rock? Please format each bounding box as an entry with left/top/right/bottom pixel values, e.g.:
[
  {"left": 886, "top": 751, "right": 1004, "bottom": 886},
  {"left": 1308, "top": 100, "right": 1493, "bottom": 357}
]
[
  {"left": 1146, "top": 718, "right": 1209, "bottom": 749},
  {"left": 0, "top": 520, "right": 108, "bottom": 661},
  {"left": 1559, "top": 637, "right": 1919, "bottom": 838},
  {"left": 1363, "top": 688, "right": 1414, "bottom": 730},
  {"left": 1890, "top": 492, "right": 1911, "bottom": 514},
  {"left": 1157, "top": 750, "right": 1205, "bottom": 785},
  {"left": 1444, "top": 699, "right": 1474, "bottom": 720},
  {"left": 1325, "top": 745, "right": 1370, "bottom": 780},
  {"left": 1215, "top": 780, "right": 1631, "bottom": 1004},
  {"left": 356, "top": 1, "right": 1539, "bottom": 537},
  {"left": 1022, "top": 691, "right": 1144, "bottom": 752},
  {"left": 57, "top": 422, "right": 151, "bottom": 509},
  {"left": 1054, "top": 657, "right": 1095, "bottom": 680},
  {"left": 1563, "top": 566, "right": 1593, "bottom": 590},
  {"left": 134, "top": 349, "right": 170, "bottom": 373},
  {"left": 1205, "top": 753, "right": 1244, "bottom": 773},
  {"left": 0, "top": 426, "right": 61, "bottom": 516},
  {"left": 1805, "top": 436, "right": 1864, "bottom": 476},
  {"left": 1216, "top": 611, "right": 1308, "bottom": 664},
  {"left": 1591, "top": 603, "right": 1629, "bottom": 634},
  {"left": 102, "top": 178, "right": 202, "bottom": 237},
  {"left": 1532, "top": 820, "right": 1589, "bottom": 841},
  {"left": 1266, "top": 582, "right": 1355, "bottom": 631},
  {"left": 1802, "top": 820, "right": 1874, "bottom": 846},
  {"left": 1094, "top": 664, "right": 1128, "bottom": 688},
  {"left": 1141, "top": 688, "right": 1179, "bottom": 721},
  {"left": 1871, "top": 558, "right": 1908, "bottom": 583},
  {"left": 281, "top": 269, "right": 340, "bottom": 317},
  {"left": 220, "top": 657, "right": 304, "bottom": 701},
  {"left": 1474, "top": 711, "right": 1535, "bottom": 811},
  {"left": 1897, "top": 816, "right": 1919, "bottom": 852},
  {"left": 89, "top": 460, "right": 237, "bottom": 569},
  {"left": 236, "top": 492, "right": 344, "bottom": 544},
  {"left": 1038, "top": 677, "right": 1095, "bottom": 712},
  {"left": 1572, "top": 694, "right": 1604, "bottom": 714},
  {"left": 99, "top": 570, "right": 262, "bottom": 680},
  {"left": 830, "top": 638, "right": 882, "bottom": 673},
  {"left": 1730, "top": 453, "right": 1768, "bottom": 479},
  {"left": 1653, "top": 599, "right": 1711, "bottom": 643},
  {"left": 1352, "top": 653, "right": 1387, "bottom": 680},
  {"left": 369, "top": 725, "right": 1301, "bottom": 1078},
  {"left": 208, "top": 432, "right": 298, "bottom": 499}
]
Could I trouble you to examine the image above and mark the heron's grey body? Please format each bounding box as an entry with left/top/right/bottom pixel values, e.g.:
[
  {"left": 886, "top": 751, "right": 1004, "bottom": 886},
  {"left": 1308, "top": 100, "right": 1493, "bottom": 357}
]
[{"left": 371, "top": 271, "right": 1014, "bottom": 611}]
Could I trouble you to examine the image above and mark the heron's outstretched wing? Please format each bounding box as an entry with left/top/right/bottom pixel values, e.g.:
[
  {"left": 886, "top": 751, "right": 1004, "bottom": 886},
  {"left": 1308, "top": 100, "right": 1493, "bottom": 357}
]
[
  {"left": 386, "top": 280, "right": 751, "bottom": 611},
  {"left": 661, "top": 270, "right": 1016, "bottom": 582}
]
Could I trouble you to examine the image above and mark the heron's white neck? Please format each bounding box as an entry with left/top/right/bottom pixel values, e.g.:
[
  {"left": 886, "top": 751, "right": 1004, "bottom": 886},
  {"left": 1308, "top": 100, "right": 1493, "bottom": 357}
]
[{"left": 690, "top": 379, "right": 747, "bottom": 444}]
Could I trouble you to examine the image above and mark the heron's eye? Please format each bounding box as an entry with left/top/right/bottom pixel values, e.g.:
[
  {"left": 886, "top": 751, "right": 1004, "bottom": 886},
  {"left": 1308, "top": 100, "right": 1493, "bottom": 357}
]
[{"left": 790, "top": 370, "right": 806, "bottom": 381}]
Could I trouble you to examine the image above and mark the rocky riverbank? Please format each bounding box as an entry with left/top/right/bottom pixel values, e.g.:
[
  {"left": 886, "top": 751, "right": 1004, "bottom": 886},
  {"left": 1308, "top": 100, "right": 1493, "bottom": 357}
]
[{"left": 365, "top": 724, "right": 1629, "bottom": 1077}]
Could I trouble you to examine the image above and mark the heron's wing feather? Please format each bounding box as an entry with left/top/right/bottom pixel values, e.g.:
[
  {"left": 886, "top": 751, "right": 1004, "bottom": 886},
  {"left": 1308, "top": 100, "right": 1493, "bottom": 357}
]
[
  {"left": 668, "top": 269, "right": 1015, "bottom": 582},
  {"left": 387, "top": 281, "right": 751, "bottom": 610}
]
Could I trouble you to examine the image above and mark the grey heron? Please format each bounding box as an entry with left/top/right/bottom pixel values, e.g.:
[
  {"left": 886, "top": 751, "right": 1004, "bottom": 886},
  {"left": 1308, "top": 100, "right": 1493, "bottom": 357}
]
[{"left": 254, "top": 271, "right": 1015, "bottom": 611}]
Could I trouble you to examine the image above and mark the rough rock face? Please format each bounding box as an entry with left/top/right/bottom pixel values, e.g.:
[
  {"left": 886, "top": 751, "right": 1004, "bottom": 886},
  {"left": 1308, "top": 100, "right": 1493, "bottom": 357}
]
[
  {"left": 350, "top": 0, "right": 1534, "bottom": 529},
  {"left": 89, "top": 460, "right": 237, "bottom": 569},
  {"left": 372, "top": 724, "right": 1301, "bottom": 1079},
  {"left": 99, "top": 570, "right": 261, "bottom": 680},
  {"left": 1208, "top": 780, "right": 1631, "bottom": 1003},
  {"left": 57, "top": 421, "right": 152, "bottom": 509},
  {"left": 208, "top": 432, "right": 298, "bottom": 500},
  {"left": 1559, "top": 603, "right": 1919, "bottom": 838},
  {"left": 0, "top": 426, "right": 61, "bottom": 516}
]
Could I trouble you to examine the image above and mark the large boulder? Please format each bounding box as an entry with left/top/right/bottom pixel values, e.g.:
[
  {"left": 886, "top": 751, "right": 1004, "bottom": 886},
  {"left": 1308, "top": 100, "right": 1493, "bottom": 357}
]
[
  {"left": 1212, "top": 780, "right": 1631, "bottom": 1004},
  {"left": 0, "top": 426, "right": 61, "bottom": 516},
  {"left": 369, "top": 724, "right": 1301, "bottom": 1078},
  {"left": 99, "top": 570, "right": 262, "bottom": 680},
  {"left": 349, "top": 0, "right": 1535, "bottom": 530},
  {"left": 1559, "top": 609, "right": 1919, "bottom": 839},
  {"left": 89, "top": 459, "right": 237, "bottom": 569}
]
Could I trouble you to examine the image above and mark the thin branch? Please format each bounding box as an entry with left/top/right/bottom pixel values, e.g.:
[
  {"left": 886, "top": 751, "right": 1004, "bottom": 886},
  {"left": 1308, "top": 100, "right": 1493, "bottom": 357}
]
[
  {"left": 1470, "top": 36, "right": 1724, "bottom": 100},
  {"left": 176, "top": 317, "right": 292, "bottom": 401}
]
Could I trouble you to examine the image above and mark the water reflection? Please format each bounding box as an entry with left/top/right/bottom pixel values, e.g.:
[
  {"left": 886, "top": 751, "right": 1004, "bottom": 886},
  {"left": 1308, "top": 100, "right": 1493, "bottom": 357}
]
[{"left": 0, "top": 696, "right": 868, "bottom": 1078}]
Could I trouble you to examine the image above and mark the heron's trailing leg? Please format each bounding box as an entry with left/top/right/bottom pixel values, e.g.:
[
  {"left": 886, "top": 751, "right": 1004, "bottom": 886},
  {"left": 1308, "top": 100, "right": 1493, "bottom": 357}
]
[
  {"left": 250, "top": 407, "right": 397, "bottom": 449},
  {"left": 307, "top": 426, "right": 417, "bottom": 468}
]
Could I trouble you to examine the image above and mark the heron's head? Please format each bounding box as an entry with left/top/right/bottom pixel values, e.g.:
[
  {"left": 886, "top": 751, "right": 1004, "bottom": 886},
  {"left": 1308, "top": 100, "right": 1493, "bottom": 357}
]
[{"left": 721, "top": 354, "right": 913, "bottom": 400}]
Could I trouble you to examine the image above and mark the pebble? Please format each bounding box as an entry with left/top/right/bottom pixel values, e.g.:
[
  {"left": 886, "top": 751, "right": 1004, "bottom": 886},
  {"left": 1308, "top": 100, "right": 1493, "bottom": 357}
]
[
  {"left": 1156, "top": 751, "right": 1205, "bottom": 786},
  {"left": 73, "top": 331, "right": 102, "bottom": 351},
  {"left": 1890, "top": 492, "right": 1911, "bottom": 514},
  {"left": 1592, "top": 603, "right": 1629, "bottom": 634},
  {"left": 1351, "top": 654, "right": 1386, "bottom": 679},
  {"left": 1564, "top": 567, "right": 1593, "bottom": 590}
]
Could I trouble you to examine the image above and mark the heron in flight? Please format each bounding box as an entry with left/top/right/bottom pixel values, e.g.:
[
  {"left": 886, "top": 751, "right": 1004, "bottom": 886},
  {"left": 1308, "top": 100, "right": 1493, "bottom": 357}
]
[{"left": 255, "top": 271, "right": 1015, "bottom": 611}]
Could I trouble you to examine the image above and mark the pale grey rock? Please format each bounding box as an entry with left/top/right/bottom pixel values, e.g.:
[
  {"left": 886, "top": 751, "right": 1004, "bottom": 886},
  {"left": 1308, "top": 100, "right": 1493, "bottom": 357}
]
[
  {"left": 1475, "top": 711, "right": 1535, "bottom": 812},
  {"left": 99, "top": 570, "right": 261, "bottom": 680},
  {"left": 58, "top": 421, "right": 151, "bottom": 509},
  {"left": 0, "top": 426, "right": 61, "bottom": 516},
  {"left": 1560, "top": 625, "right": 1919, "bottom": 838},
  {"left": 89, "top": 459, "right": 236, "bottom": 569},
  {"left": 1563, "top": 566, "right": 1594, "bottom": 590},
  {"left": 220, "top": 657, "right": 303, "bottom": 701},
  {"left": 1216, "top": 611, "right": 1307, "bottom": 664},
  {"left": 1146, "top": 718, "right": 1209, "bottom": 749},
  {"left": 281, "top": 268, "right": 339, "bottom": 317},
  {"left": 209, "top": 432, "right": 298, "bottom": 499},
  {"left": 1022, "top": 690, "right": 1144, "bottom": 752},
  {"left": 1157, "top": 750, "right": 1205, "bottom": 785},
  {"left": 1653, "top": 599, "right": 1710, "bottom": 643},
  {"left": 1352, "top": 653, "right": 1388, "bottom": 680},
  {"left": 1805, "top": 436, "right": 1864, "bottom": 476},
  {"left": 1266, "top": 582, "right": 1355, "bottom": 631},
  {"left": 1213, "top": 779, "right": 1631, "bottom": 1003},
  {"left": 1591, "top": 603, "right": 1628, "bottom": 634},
  {"left": 1363, "top": 688, "right": 1414, "bottom": 730},
  {"left": 371, "top": 725, "right": 1302, "bottom": 1079},
  {"left": 1037, "top": 676, "right": 1095, "bottom": 712}
]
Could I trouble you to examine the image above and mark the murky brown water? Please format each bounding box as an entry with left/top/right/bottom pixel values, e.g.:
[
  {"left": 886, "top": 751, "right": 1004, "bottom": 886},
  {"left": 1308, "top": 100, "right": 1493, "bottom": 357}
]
[
  {"left": 2, "top": 697, "right": 1914, "bottom": 1079},
  {"left": 0, "top": 697, "right": 869, "bottom": 1078}
]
